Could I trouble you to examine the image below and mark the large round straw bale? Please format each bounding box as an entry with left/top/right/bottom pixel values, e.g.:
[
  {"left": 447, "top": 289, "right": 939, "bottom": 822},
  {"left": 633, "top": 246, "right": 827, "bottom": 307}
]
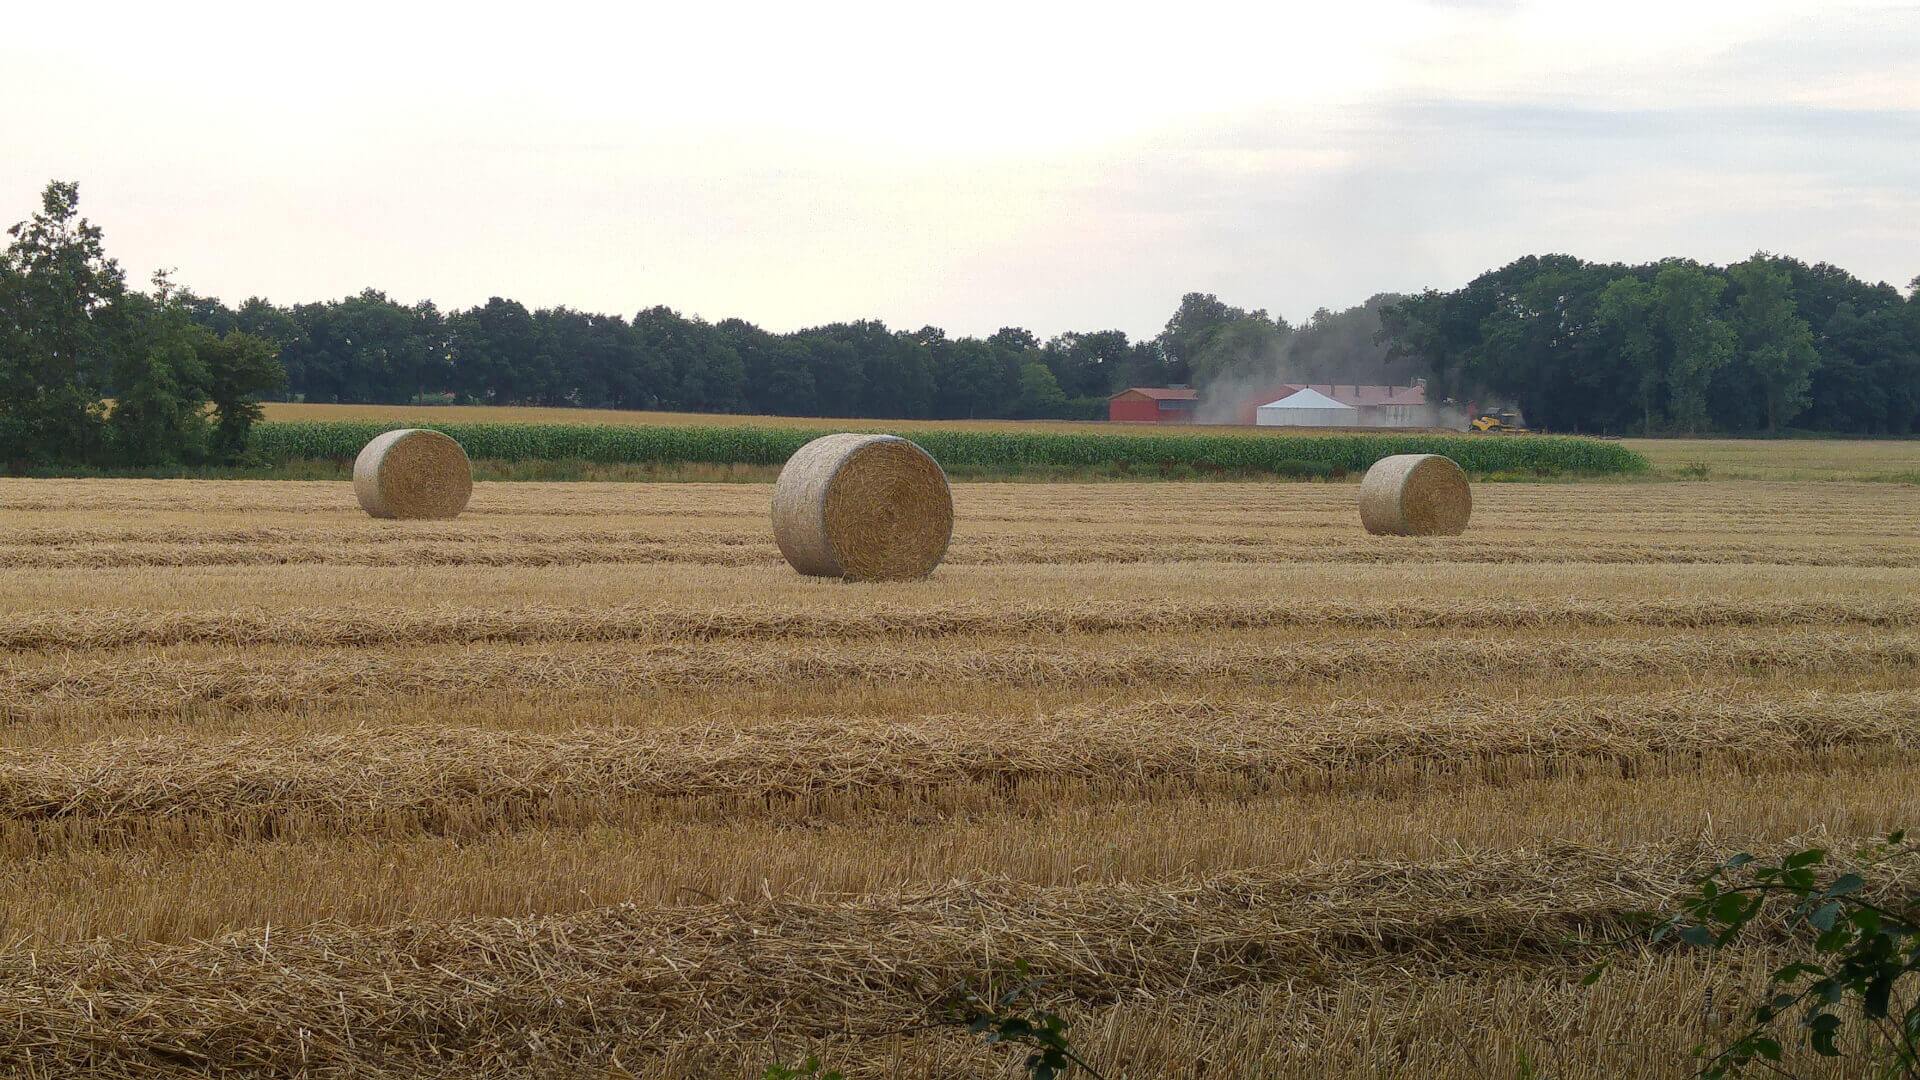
[
  {"left": 1358, "top": 453, "right": 1471, "bottom": 536},
  {"left": 353, "top": 429, "right": 473, "bottom": 520},
  {"left": 771, "top": 433, "right": 953, "bottom": 581}
]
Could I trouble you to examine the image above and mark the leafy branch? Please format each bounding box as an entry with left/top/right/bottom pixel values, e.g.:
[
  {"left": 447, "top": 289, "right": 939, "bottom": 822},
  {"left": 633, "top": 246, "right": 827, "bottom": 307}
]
[
  {"left": 1590, "top": 831, "right": 1920, "bottom": 1078},
  {"left": 942, "top": 960, "right": 1110, "bottom": 1080}
]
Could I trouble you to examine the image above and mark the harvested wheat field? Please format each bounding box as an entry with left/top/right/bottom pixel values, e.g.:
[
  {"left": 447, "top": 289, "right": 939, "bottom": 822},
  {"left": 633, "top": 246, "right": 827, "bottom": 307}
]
[{"left": 2, "top": 475, "right": 1918, "bottom": 1078}]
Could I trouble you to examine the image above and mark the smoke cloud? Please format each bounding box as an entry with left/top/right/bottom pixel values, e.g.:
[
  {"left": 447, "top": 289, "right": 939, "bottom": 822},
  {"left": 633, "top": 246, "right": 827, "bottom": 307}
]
[{"left": 1191, "top": 294, "right": 1444, "bottom": 425}]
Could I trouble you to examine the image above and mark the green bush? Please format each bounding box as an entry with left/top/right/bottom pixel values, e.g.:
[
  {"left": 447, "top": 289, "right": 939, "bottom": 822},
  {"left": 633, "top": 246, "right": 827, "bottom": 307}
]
[
  {"left": 1591, "top": 832, "right": 1920, "bottom": 1078},
  {"left": 249, "top": 421, "right": 1648, "bottom": 478}
]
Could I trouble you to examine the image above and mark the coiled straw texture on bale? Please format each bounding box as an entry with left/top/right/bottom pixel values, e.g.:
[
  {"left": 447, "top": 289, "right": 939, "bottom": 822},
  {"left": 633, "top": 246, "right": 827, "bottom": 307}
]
[
  {"left": 1359, "top": 453, "right": 1471, "bottom": 536},
  {"left": 352, "top": 429, "right": 473, "bottom": 520},
  {"left": 771, "top": 434, "right": 953, "bottom": 581}
]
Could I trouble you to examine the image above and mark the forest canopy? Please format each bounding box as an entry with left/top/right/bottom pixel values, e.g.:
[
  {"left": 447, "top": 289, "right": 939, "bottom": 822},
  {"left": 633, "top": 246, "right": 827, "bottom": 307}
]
[{"left": 1381, "top": 253, "right": 1920, "bottom": 435}]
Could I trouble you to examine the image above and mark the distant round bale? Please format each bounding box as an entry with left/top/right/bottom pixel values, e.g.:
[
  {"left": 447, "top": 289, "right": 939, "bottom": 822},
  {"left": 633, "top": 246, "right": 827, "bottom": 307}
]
[
  {"left": 771, "top": 433, "right": 953, "bottom": 581},
  {"left": 1358, "top": 453, "right": 1471, "bottom": 536},
  {"left": 352, "top": 429, "right": 473, "bottom": 520}
]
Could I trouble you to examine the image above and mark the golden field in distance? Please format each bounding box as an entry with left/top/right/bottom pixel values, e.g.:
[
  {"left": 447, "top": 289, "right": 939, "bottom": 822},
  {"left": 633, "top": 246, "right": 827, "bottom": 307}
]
[
  {"left": 261, "top": 401, "right": 1920, "bottom": 482},
  {"left": 2, "top": 475, "right": 1918, "bottom": 1076}
]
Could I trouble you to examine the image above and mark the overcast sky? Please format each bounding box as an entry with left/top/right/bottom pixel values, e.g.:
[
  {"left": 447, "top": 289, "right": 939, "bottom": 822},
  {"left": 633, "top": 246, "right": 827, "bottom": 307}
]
[{"left": 4, "top": 1, "right": 1915, "bottom": 338}]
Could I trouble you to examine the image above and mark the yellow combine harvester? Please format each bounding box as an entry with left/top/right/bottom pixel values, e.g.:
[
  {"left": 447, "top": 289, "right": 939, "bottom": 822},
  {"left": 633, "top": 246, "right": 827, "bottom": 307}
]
[{"left": 1469, "top": 411, "right": 1529, "bottom": 434}]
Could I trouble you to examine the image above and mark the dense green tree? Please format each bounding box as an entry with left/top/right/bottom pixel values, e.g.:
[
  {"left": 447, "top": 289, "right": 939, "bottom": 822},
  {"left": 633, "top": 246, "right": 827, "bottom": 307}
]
[
  {"left": 1012, "top": 361, "right": 1070, "bottom": 418},
  {"left": 104, "top": 274, "right": 285, "bottom": 465},
  {"left": 231, "top": 297, "right": 303, "bottom": 351},
  {"left": 986, "top": 327, "right": 1036, "bottom": 351},
  {"left": 631, "top": 306, "right": 743, "bottom": 412},
  {"left": 1654, "top": 263, "right": 1736, "bottom": 432},
  {"left": 531, "top": 307, "right": 592, "bottom": 406},
  {"left": 107, "top": 279, "right": 208, "bottom": 465},
  {"left": 1381, "top": 253, "right": 1920, "bottom": 434},
  {"left": 792, "top": 321, "right": 931, "bottom": 418},
  {"left": 178, "top": 289, "right": 238, "bottom": 335},
  {"left": 797, "top": 332, "right": 865, "bottom": 415},
  {"left": 1156, "top": 293, "right": 1249, "bottom": 382},
  {"left": 679, "top": 332, "right": 745, "bottom": 412},
  {"left": 1041, "top": 330, "right": 1133, "bottom": 398},
  {"left": 583, "top": 312, "right": 654, "bottom": 409},
  {"left": 1596, "top": 276, "right": 1663, "bottom": 431},
  {"left": 1190, "top": 316, "right": 1291, "bottom": 387},
  {"left": 1417, "top": 256, "right": 1632, "bottom": 431},
  {"left": 0, "top": 185, "right": 283, "bottom": 468},
  {"left": 1380, "top": 276, "right": 1510, "bottom": 404},
  {"left": 723, "top": 318, "right": 818, "bottom": 416},
  {"left": 934, "top": 338, "right": 1019, "bottom": 418},
  {"left": 1727, "top": 255, "right": 1820, "bottom": 431},
  {"left": 448, "top": 298, "right": 538, "bottom": 404},
  {"left": 0, "top": 181, "right": 123, "bottom": 466},
  {"left": 277, "top": 302, "right": 331, "bottom": 401},
  {"left": 1804, "top": 300, "right": 1915, "bottom": 433},
  {"left": 197, "top": 329, "right": 284, "bottom": 459}
]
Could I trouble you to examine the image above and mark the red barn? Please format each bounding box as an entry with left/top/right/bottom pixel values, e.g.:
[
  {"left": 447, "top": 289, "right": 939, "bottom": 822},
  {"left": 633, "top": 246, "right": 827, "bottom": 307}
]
[{"left": 1109, "top": 386, "right": 1199, "bottom": 423}]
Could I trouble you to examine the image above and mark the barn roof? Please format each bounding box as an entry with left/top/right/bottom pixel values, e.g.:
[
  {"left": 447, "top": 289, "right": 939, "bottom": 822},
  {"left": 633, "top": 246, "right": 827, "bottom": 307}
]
[
  {"left": 1366, "top": 384, "right": 1429, "bottom": 406},
  {"left": 1260, "top": 387, "right": 1354, "bottom": 410},
  {"left": 1228, "top": 383, "right": 1427, "bottom": 421},
  {"left": 1111, "top": 386, "right": 1199, "bottom": 401},
  {"left": 1301, "top": 384, "right": 1427, "bottom": 406}
]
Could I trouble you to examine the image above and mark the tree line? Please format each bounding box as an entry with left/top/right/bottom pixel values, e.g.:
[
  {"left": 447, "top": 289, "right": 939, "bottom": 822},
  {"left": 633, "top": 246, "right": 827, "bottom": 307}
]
[
  {"left": 7, "top": 179, "right": 1920, "bottom": 472},
  {"left": 1381, "top": 253, "right": 1920, "bottom": 434},
  {"left": 218, "top": 251, "right": 1911, "bottom": 436},
  {"left": 181, "top": 277, "right": 1403, "bottom": 425}
]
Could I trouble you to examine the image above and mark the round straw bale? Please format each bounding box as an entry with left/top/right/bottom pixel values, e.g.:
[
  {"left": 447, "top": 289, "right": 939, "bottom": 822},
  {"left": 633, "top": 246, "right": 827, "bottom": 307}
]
[
  {"left": 352, "top": 429, "right": 473, "bottom": 520},
  {"left": 771, "top": 433, "right": 953, "bottom": 581},
  {"left": 1358, "top": 453, "right": 1471, "bottom": 536}
]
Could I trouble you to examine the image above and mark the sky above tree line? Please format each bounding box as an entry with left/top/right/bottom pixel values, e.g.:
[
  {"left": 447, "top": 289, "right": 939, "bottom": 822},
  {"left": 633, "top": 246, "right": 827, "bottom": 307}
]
[{"left": 5, "top": 0, "right": 1915, "bottom": 339}]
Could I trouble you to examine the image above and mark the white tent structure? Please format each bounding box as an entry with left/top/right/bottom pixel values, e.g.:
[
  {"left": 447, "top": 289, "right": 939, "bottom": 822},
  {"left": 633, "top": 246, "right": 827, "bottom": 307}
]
[{"left": 1256, "top": 387, "right": 1357, "bottom": 428}]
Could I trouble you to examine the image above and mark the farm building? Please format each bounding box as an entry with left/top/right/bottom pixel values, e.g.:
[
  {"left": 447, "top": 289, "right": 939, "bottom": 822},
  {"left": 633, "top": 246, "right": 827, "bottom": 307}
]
[
  {"left": 1108, "top": 386, "right": 1199, "bottom": 423},
  {"left": 1255, "top": 387, "right": 1356, "bottom": 427},
  {"left": 1236, "top": 382, "right": 1439, "bottom": 428},
  {"left": 1111, "top": 382, "right": 1444, "bottom": 427}
]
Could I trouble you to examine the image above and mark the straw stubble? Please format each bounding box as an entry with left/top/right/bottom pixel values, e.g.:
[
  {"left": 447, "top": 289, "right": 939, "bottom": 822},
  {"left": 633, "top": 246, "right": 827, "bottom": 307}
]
[{"left": 5, "top": 474, "right": 1913, "bottom": 1079}]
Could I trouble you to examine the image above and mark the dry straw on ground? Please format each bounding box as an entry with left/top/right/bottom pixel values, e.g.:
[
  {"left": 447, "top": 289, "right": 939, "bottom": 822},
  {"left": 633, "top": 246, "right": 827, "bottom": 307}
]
[
  {"left": 10, "top": 628, "right": 1915, "bottom": 722},
  {"left": 1359, "top": 453, "right": 1472, "bottom": 536},
  {"left": 4, "top": 688, "right": 1913, "bottom": 840},
  {"left": 5, "top": 596, "right": 1920, "bottom": 652},
  {"left": 9, "top": 476, "right": 1920, "bottom": 1077},
  {"left": 352, "top": 429, "right": 473, "bottom": 520},
  {"left": 0, "top": 845, "right": 1901, "bottom": 1078},
  {"left": 771, "top": 433, "right": 953, "bottom": 581}
]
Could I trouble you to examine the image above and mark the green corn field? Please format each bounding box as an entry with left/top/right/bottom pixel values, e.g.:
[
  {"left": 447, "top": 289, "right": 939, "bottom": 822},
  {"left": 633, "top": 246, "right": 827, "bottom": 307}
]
[{"left": 250, "top": 421, "right": 1649, "bottom": 478}]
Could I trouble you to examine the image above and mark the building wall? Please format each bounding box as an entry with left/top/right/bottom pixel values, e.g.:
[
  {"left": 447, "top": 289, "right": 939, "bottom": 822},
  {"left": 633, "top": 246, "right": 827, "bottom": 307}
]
[
  {"left": 1256, "top": 407, "right": 1355, "bottom": 428},
  {"left": 1358, "top": 405, "right": 1444, "bottom": 428},
  {"left": 1109, "top": 395, "right": 1163, "bottom": 423}
]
